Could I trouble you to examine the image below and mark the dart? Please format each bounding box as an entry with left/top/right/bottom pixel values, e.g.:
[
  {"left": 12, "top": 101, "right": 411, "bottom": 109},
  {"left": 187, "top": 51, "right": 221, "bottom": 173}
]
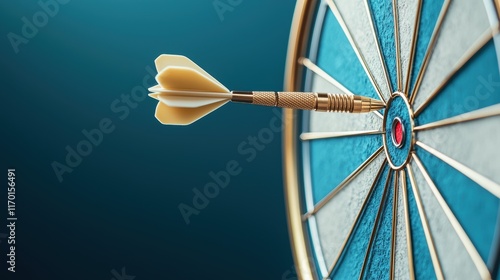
[{"left": 148, "top": 54, "right": 385, "bottom": 125}]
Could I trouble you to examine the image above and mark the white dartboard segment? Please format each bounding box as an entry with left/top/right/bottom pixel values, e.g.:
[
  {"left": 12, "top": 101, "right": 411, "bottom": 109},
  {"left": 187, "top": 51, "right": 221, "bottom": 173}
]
[
  {"left": 328, "top": 0, "right": 392, "bottom": 101},
  {"left": 417, "top": 115, "right": 500, "bottom": 193},
  {"left": 394, "top": 176, "right": 411, "bottom": 280},
  {"left": 397, "top": 0, "right": 420, "bottom": 91},
  {"left": 314, "top": 152, "right": 386, "bottom": 272},
  {"left": 409, "top": 162, "right": 483, "bottom": 280},
  {"left": 413, "top": 0, "right": 492, "bottom": 110}
]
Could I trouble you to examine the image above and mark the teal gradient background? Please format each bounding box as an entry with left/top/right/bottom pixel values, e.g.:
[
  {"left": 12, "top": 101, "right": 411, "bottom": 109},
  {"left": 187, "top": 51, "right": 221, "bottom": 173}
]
[{"left": 0, "top": 0, "right": 296, "bottom": 279}]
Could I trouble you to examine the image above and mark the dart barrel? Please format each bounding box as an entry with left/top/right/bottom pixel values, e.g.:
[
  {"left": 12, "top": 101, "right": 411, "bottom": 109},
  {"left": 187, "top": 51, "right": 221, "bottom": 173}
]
[{"left": 231, "top": 91, "right": 385, "bottom": 113}]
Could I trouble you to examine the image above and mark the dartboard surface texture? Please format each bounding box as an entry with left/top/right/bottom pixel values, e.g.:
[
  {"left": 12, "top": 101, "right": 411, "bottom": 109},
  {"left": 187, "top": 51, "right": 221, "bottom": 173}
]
[{"left": 282, "top": 0, "right": 500, "bottom": 279}]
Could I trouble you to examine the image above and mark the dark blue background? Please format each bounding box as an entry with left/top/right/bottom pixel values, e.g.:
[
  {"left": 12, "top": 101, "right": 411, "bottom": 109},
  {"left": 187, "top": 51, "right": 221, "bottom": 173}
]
[{"left": 0, "top": 1, "right": 297, "bottom": 279}]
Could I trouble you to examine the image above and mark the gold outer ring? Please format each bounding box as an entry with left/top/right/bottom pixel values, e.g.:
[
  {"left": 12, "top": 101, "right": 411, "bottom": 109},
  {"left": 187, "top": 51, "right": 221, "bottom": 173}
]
[{"left": 283, "top": 0, "right": 317, "bottom": 279}]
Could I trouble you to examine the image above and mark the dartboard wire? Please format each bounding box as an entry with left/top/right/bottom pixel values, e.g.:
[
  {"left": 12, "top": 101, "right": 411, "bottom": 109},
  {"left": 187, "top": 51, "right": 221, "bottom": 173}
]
[
  {"left": 363, "top": 0, "right": 394, "bottom": 94},
  {"left": 358, "top": 170, "right": 393, "bottom": 280},
  {"left": 392, "top": 0, "right": 403, "bottom": 91},
  {"left": 390, "top": 170, "right": 399, "bottom": 279},
  {"left": 324, "top": 159, "right": 388, "bottom": 279},
  {"left": 300, "top": 110, "right": 329, "bottom": 277},
  {"left": 490, "top": 207, "right": 500, "bottom": 276},
  {"left": 408, "top": 0, "right": 451, "bottom": 105},
  {"left": 414, "top": 24, "right": 500, "bottom": 116},
  {"left": 307, "top": 215, "right": 328, "bottom": 277},
  {"left": 302, "top": 146, "right": 384, "bottom": 220},
  {"left": 300, "top": 130, "right": 383, "bottom": 141},
  {"left": 415, "top": 141, "right": 500, "bottom": 199},
  {"left": 403, "top": 0, "right": 423, "bottom": 96},
  {"left": 411, "top": 154, "right": 492, "bottom": 279},
  {"left": 406, "top": 161, "right": 445, "bottom": 280},
  {"left": 325, "top": 0, "right": 387, "bottom": 104},
  {"left": 400, "top": 170, "right": 416, "bottom": 280},
  {"left": 300, "top": 57, "right": 353, "bottom": 95},
  {"left": 299, "top": 57, "right": 384, "bottom": 119},
  {"left": 414, "top": 103, "right": 500, "bottom": 131}
]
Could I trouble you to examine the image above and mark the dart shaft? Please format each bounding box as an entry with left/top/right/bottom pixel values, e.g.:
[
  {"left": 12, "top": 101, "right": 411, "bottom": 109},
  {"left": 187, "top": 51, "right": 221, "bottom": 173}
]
[{"left": 231, "top": 91, "right": 385, "bottom": 113}]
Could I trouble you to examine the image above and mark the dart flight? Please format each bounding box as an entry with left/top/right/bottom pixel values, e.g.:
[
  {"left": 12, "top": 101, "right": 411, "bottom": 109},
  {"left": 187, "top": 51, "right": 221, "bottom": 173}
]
[{"left": 149, "top": 55, "right": 385, "bottom": 125}]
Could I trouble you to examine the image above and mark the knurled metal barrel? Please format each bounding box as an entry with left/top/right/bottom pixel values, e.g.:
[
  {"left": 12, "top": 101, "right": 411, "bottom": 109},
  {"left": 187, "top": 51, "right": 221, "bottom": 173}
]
[{"left": 231, "top": 91, "right": 380, "bottom": 113}]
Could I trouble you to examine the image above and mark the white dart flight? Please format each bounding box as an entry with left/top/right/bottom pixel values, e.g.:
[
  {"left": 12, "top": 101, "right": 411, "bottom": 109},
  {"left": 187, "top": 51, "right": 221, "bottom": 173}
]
[{"left": 148, "top": 54, "right": 232, "bottom": 125}]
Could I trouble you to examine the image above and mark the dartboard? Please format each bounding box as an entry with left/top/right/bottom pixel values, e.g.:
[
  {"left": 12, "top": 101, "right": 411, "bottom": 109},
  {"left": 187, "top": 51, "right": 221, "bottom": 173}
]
[{"left": 283, "top": 0, "right": 500, "bottom": 279}]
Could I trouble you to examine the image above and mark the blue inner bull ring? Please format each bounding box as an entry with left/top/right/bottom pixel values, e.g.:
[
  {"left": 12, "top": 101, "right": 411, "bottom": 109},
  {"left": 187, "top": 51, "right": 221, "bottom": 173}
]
[{"left": 384, "top": 93, "right": 413, "bottom": 169}]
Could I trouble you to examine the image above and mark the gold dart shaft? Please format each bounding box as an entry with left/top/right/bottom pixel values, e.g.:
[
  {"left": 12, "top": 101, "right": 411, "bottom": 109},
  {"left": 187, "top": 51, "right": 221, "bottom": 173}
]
[{"left": 231, "top": 91, "right": 385, "bottom": 113}]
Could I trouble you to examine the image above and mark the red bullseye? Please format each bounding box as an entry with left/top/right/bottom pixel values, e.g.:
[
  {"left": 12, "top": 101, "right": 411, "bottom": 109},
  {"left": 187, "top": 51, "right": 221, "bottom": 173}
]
[
  {"left": 391, "top": 118, "right": 405, "bottom": 148},
  {"left": 394, "top": 122, "right": 403, "bottom": 144}
]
